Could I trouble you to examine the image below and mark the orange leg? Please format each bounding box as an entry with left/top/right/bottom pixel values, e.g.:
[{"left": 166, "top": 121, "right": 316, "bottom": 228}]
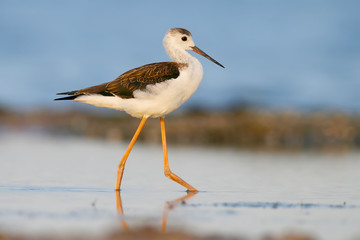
[
  {"left": 160, "top": 117, "right": 198, "bottom": 192},
  {"left": 115, "top": 117, "right": 148, "bottom": 191}
]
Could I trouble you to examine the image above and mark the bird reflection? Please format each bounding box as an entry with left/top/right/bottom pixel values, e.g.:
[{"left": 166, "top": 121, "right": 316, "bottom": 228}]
[
  {"left": 115, "top": 191, "right": 130, "bottom": 231},
  {"left": 115, "top": 191, "right": 197, "bottom": 233}
]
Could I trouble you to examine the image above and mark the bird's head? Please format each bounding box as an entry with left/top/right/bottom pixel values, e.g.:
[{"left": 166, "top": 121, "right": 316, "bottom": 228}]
[{"left": 163, "top": 28, "right": 224, "bottom": 68}]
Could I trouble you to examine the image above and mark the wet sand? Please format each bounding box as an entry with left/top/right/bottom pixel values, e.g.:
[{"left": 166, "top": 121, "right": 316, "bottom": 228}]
[{"left": 0, "top": 228, "right": 314, "bottom": 240}]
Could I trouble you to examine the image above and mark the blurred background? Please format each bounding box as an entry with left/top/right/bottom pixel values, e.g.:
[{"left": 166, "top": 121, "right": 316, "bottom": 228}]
[
  {"left": 1, "top": 2, "right": 360, "bottom": 240},
  {"left": 1, "top": 0, "right": 360, "bottom": 150}
]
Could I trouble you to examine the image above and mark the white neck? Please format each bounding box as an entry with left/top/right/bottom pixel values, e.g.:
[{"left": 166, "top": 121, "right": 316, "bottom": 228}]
[
  {"left": 165, "top": 45, "right": 195, "bottom": 64},
  {"left": 163, "top": 34, "right": 197, "bottom": 64}
]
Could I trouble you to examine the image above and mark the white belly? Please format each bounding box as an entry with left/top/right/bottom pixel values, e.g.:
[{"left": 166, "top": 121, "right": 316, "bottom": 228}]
[{"left": 75, "top": 61, "right": 203, "bottom": 118}]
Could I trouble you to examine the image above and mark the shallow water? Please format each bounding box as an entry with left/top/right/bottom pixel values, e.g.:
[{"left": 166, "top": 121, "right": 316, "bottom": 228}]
[{"left": 0, "top": 132, "right": 360, "bottom": 239}]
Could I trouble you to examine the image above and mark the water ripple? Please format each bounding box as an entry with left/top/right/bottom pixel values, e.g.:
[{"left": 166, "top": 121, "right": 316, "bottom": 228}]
[
  {"left": 185, "top": 201, "right": 358, "bottom": 209},
  {"left": 0, "top": 185, "right": 112, "bottom": 193}
]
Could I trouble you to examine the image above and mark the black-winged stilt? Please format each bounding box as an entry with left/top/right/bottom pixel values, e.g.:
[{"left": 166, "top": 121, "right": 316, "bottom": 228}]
[{"left": 55, "top": 28, "right": 224, "bottom": 192}]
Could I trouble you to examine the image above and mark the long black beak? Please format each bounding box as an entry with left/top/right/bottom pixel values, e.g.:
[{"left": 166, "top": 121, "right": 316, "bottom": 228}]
[{"left": 191, "top": 46, "right": 225, "bottom": 68}]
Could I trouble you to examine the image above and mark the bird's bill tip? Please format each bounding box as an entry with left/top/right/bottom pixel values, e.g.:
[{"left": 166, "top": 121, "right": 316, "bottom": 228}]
[{"left": 191, "top": 46, "right": 225, "bottom": 68}]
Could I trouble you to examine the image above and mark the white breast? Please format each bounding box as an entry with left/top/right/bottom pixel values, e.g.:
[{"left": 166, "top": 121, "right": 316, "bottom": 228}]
[{"left": 122, "top": 58, "right": 203, "bottom": 118}]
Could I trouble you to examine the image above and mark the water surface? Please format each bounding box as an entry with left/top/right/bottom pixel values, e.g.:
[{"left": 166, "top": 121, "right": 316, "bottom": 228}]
[{"left": 0, "top": 132, "right": 359, "bottom": 239}]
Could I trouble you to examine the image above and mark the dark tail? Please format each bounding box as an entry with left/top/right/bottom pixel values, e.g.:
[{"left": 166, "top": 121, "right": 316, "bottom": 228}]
[
  {"left": 54, "top": 91, "right": 79, "bottom": 101},
  {"left": 54, "top": 95, "right": 78, "bottom": 101}
]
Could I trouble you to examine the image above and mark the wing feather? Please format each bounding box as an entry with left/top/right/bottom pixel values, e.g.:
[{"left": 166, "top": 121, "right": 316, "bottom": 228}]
[
  {"left": 107, "top": 62, "right": 183, "bottom": 96},
  {"left": 55, "top": 62, "right": 187, "bottom": 100}
]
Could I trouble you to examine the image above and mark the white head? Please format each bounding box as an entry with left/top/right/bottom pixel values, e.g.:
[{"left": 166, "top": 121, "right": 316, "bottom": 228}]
[
  {"left": 163, "top": 28, "right": 195, "bottom": 51},
  {"left": 163, "top": 28, "right": 224, "bottom": 68}
]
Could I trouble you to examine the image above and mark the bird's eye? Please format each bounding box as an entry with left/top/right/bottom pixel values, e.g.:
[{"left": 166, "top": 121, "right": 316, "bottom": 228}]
[{"left": 181, "top": 36, "right": 187, "bottom": 41}]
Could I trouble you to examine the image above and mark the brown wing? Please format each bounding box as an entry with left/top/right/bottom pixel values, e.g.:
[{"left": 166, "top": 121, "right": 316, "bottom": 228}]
[
  {"left": 106, "top": 62, "right": 186, "bottom": 98},
  {"left": 55, "top": 62, "right": 187, "bottom": 100}
]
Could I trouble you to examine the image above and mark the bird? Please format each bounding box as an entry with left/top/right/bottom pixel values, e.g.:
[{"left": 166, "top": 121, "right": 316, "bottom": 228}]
[{"left": 55, "top": 28, "right": 224, "bottom": 192}]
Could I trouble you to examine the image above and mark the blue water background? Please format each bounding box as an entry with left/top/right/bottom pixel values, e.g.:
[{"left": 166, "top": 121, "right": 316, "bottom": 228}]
[{"left": 0, "top": 0, "right": 359, "bottom": 112}]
